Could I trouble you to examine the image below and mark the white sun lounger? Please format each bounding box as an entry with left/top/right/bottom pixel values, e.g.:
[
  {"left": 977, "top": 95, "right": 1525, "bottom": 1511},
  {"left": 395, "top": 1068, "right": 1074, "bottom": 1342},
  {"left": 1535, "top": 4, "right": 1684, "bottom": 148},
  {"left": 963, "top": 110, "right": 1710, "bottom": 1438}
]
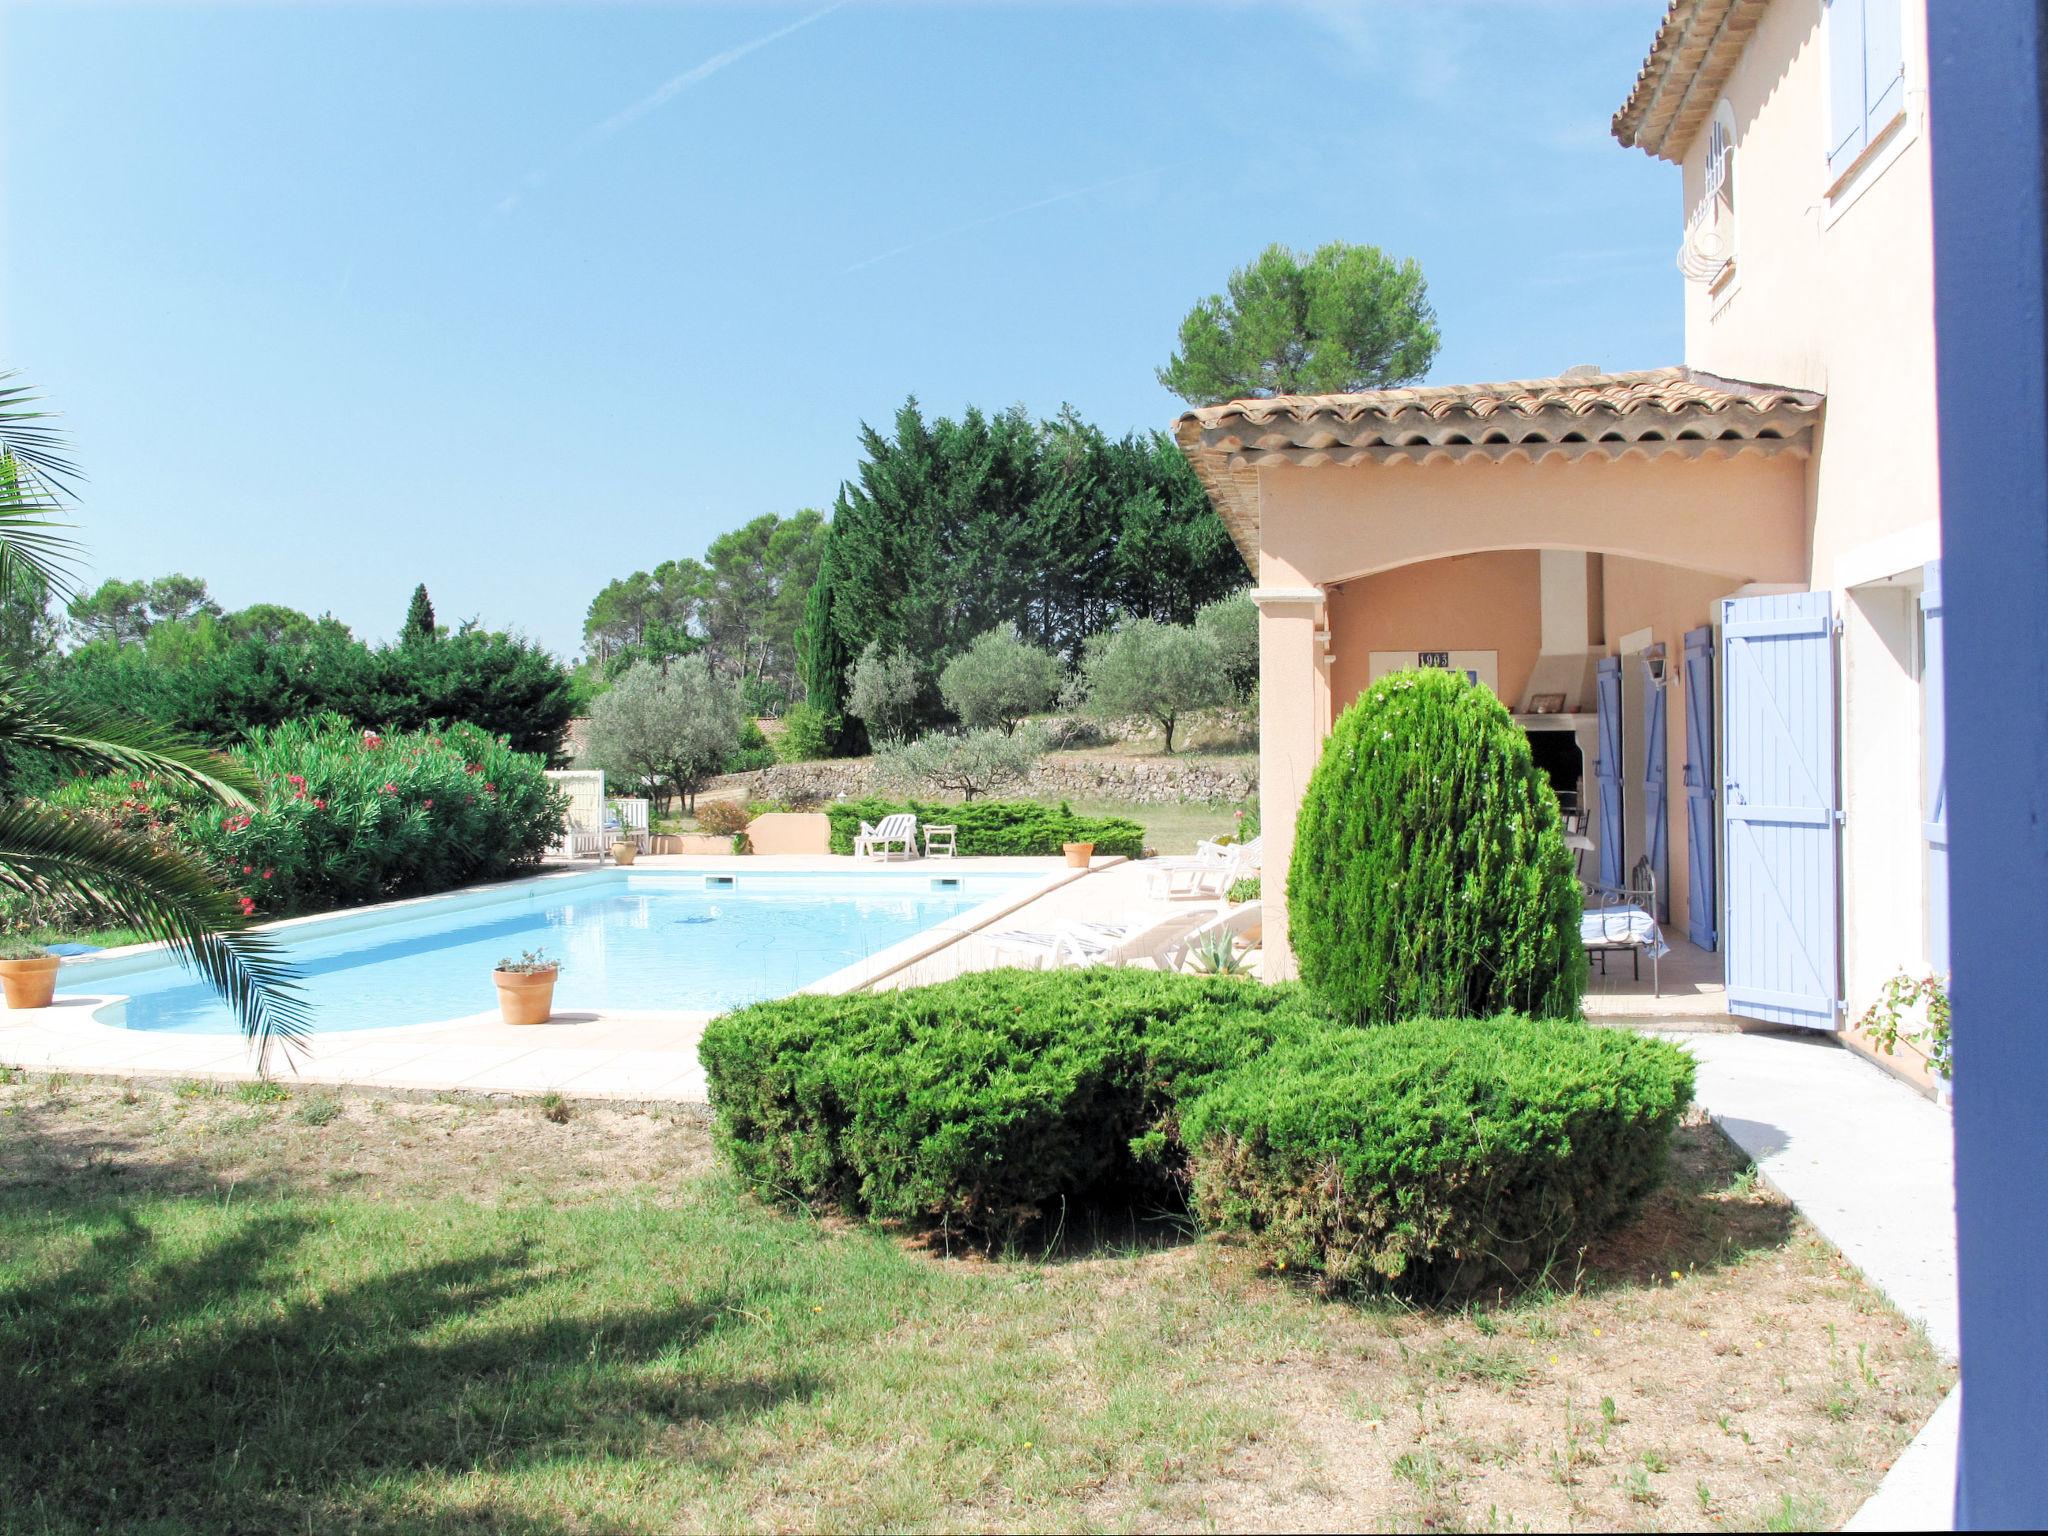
[
  {"left": 1146, "top": 835, "right": 1262, "bottom": 900},
  {"left": 986, "top": 907, "right": 1214, "bottom": 971}
]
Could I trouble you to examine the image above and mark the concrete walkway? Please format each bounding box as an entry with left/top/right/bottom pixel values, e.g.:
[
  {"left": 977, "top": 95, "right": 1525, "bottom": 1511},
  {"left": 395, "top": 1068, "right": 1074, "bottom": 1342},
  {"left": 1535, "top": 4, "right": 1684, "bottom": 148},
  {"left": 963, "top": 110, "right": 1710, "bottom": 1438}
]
[{"left": 1673, "top": 1027, "right": 1959, "bottom": 1530}]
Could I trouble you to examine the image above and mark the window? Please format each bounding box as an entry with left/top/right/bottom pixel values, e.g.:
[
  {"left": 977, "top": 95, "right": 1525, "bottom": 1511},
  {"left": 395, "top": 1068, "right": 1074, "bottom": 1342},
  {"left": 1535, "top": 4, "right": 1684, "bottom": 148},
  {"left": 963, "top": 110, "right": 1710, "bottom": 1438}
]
[{"left": 1827, "top": 0, "right": 1906, "bottom": 177}]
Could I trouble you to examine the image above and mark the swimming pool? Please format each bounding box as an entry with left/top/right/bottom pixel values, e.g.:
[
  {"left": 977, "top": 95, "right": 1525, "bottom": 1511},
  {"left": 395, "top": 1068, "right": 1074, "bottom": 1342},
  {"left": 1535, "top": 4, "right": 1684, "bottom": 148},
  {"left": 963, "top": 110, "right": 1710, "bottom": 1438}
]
[{"left": 74, "top": 868, "right": 1042, "bottom": 1035}]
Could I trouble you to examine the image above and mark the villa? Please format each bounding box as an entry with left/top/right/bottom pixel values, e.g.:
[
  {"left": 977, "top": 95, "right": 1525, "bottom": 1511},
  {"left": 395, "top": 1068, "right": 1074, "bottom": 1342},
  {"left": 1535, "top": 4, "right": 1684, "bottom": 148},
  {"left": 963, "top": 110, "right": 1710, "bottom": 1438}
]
[{"left": 1180, "top": 0, "right": 1947, "bottom": 1083}]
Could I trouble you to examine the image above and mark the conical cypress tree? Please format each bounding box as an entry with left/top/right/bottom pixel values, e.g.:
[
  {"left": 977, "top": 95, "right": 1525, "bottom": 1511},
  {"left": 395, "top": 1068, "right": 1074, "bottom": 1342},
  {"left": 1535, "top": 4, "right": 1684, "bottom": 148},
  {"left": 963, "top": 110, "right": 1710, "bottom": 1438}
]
[
  {"left": 403, "top": 584, "right": 436, "bottom": 644},
  {"left": 1288, "top": 668, "right": 1583, "bottom": 1024}
]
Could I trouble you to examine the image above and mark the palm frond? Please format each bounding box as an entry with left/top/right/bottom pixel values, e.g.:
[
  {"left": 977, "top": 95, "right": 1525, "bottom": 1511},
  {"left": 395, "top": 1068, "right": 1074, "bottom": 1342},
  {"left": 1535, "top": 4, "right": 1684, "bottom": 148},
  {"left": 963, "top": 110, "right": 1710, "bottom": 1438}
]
[
  {"left": 0, "top": 373, "right": 83, "bottom": 595},
  {"left": 0, "top": 803, "right": 307, "bottom": 1066},
  {"left": 0, "top": 373, "right": 83, "bottom": 494},
  {"left": 0, "top": 666, "right": 261, "bottom": 807}
]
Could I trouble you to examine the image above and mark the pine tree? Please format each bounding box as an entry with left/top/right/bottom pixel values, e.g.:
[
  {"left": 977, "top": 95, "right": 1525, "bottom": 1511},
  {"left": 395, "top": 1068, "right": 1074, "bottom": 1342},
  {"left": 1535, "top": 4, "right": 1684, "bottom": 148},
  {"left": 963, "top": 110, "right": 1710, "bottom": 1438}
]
[{"left": 403, "top": 584, "right": 436, "bottom": 645}]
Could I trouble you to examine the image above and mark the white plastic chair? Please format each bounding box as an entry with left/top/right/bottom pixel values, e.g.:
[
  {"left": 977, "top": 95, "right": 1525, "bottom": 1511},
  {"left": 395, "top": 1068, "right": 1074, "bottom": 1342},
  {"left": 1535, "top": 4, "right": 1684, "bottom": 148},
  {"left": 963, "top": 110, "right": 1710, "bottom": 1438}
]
[
  {"left": 854, "top": 812, "right": 918, "bottom": 860},
  {"left": 986, "top": 907, "right": 1212, "bottom": 971}
]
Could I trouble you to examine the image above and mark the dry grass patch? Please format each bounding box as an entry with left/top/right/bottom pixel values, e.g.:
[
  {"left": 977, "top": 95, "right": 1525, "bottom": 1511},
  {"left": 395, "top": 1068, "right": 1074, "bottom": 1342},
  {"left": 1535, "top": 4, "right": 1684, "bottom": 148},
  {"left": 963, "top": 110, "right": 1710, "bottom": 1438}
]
[{"left": 0, "top": 1079, "right": 1948, "bottom": 1534}]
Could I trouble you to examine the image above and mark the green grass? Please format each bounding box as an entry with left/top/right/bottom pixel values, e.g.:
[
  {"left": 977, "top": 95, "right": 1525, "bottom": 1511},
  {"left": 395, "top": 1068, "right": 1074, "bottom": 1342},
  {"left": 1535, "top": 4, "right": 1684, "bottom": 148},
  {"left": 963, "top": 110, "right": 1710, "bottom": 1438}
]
[
  {"left": 0, "top": 1167, "right": 1291, "bottom": 1533},
  {"left": 1043, "top": 796, "right": 1244, "bottom": 856}
]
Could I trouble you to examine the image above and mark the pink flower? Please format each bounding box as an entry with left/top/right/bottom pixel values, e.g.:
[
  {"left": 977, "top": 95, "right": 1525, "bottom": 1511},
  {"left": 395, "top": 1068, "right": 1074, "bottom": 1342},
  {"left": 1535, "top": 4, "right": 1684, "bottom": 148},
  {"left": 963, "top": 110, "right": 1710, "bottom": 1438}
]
[
  {"left": 286, "top": 773, "right": 306, "bottom": 788},
  {"left": 242, "top": 865, "right": 253, "bottom": 875},
  {"left": 261, "top": 869, "right": 273, "bottom": 880},
  {"left": 238, "top": 896, "right": 256, "bottom": 916},
  {"left": 129, "top": 780, "right": 146, "bottom": 793},
  {"left": 423, "top": 799, "right": 433, "bottom": 809},
  {"left": 362, "top": 730, "right": 383, "bottom": 749},
  {"left": 380, "top": 782, "right": 397, "bottom": 795},
  {"left": 314, "top": 798, "right": 328, "bottom": 810},
  {"left": 483, "top": 782, "right": 496, "bottom": 793}
]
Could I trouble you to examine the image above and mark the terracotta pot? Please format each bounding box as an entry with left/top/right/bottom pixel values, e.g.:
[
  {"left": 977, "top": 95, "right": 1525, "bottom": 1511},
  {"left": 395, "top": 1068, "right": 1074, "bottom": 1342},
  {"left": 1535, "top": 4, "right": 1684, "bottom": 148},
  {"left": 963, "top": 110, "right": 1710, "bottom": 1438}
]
[
  {"left": 1063, "top": 841, "right": 1096, "bottom": 869},
  {"left": 612, "top": 840, "right": 639, "bottom": 866},
  {"left": 492, "top": 967, "right": 558, "bottom": 1026},
  {"left": 0, "top": 955, "right": 59, "bottom": 1009}
]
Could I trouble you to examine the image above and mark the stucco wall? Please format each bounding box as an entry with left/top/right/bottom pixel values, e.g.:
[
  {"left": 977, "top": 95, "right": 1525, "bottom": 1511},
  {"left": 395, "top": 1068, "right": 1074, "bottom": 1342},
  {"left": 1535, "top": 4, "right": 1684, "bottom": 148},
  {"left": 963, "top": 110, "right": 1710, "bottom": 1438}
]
[
  {"left": 1671, "top": 0, "right": 1942, "bottom": 1038},
  {"left": 1325, "top": 552, "right": 1543, "bottom": 713},
  {"left": 1257, "top": 453, "right": 1808, "bottom": 592},
  {"left": 1680, "top": 0, "right": 1940, "bottom": 590}
]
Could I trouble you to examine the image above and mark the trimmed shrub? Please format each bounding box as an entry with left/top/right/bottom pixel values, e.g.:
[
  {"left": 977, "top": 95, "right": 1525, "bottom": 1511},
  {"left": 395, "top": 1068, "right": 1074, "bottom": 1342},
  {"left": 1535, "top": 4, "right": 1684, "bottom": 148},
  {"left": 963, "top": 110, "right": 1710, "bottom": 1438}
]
[
  {"left": 162, "top": 716, "right": 561, "bottom": 915},
  {"left": 1180, "top": 1017, "right": 1694, "bottom": 1298},
  {"left": 1288, "top": 669, "right": 1582, "bottom": 1024},
  {"left": 824, "top": 798, "right": 1144, "bottom": 859},
  {"left": 700, "top": 968, "right": 1329, "bottom": 1245}
]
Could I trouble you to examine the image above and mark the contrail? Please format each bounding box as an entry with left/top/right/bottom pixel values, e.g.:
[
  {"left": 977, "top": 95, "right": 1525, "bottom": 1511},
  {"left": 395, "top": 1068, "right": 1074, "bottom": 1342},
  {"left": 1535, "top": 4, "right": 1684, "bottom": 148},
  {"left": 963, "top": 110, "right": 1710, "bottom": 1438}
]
[
  {"left": 843, "top": 162, "right": 1183, "bottom": 275},
  {"left": 496, "top": 1, "right": 846, "bottom": 215}
]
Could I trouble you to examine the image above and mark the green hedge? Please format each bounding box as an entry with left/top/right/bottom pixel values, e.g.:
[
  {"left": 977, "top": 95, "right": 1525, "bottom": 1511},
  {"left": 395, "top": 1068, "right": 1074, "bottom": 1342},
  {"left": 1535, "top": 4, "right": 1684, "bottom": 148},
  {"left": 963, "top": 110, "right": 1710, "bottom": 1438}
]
[
  {"left": 1180, "top": 1017, "right": 1695, "bottom": 1298},
  {"left": 1289, "top": 668, "right": 1583, "bottom": 1025},
  {"left": 700, "top": 969, "right": 1326, "bottom": 1245},
  {"left": 824, "top": 798, "right": 1146, "bottom": 859}
]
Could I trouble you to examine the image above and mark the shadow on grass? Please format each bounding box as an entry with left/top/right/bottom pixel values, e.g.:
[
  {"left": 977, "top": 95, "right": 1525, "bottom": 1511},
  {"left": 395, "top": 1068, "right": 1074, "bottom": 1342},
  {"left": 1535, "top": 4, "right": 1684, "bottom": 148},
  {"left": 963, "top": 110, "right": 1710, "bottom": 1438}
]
[{"left": 0, "top": 1197, "right": 812, "bottom": 1534}]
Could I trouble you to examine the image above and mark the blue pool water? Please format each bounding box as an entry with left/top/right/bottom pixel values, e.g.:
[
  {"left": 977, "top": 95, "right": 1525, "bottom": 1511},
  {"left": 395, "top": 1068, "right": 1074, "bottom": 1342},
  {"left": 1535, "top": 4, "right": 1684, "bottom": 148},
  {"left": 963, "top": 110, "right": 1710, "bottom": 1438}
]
[{"left": 87, "top": 870, "right": 1032, "bottom": 1034}]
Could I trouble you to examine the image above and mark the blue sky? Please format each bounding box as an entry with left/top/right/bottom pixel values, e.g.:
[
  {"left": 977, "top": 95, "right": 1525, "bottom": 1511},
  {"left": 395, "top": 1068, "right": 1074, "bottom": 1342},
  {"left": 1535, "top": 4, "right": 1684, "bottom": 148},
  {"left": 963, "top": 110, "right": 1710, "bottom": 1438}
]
[{"left": 2, "top": 0, "right": 1679, "bottom": 657}]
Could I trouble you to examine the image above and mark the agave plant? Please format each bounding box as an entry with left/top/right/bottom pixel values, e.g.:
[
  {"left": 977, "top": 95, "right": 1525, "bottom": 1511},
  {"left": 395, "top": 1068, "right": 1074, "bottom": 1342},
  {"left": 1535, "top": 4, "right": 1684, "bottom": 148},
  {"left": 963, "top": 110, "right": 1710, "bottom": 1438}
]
[{"left": 0, "top": 373, "right": 306, "bottom": 1063}]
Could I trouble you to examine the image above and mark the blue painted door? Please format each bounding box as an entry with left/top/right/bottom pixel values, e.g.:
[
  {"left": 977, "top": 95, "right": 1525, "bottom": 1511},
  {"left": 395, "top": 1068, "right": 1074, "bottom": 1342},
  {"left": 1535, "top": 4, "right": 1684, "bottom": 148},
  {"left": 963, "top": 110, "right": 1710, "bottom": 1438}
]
[
  {"left": 1921, "top": 562, "right": 1949, "bottom": 974},
  {"left": 1683, "top": 626, "right": 1719, "bottom": 950},
  {"left": 1641, "top": 649, "right": 1670, "bottom": 921},
  {"left": 1594, "top": 656, "right": 1624, "bottom": 890},
  {"left": 1721, "top": 592, "right": 1841, "bottom": 1029}
]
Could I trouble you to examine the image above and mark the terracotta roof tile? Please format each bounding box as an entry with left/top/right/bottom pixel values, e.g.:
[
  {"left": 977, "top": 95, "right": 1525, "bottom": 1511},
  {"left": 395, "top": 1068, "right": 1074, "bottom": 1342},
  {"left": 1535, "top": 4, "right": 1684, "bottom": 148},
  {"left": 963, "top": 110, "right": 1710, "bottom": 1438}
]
[
  {"left": 1613, "top": 0, "right": 1770, "bottom": 163},
  {"left": 1171, "top": 366, "right": 1824, "bottom": 574}
]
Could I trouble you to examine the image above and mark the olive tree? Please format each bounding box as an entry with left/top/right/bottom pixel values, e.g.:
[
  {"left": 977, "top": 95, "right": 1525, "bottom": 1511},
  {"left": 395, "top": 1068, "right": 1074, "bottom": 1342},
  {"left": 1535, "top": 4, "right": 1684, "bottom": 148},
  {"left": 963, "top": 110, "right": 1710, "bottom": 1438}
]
[
  {"left": 875, "top": 725, "right": 1047, "bottom": 801},
  {"left": 1079, "top": 619, "right": 1229, "bottom": 753},
  {"left": 845, "top": 640, "right": 922, "bottom": 745},
  {"left": 938, "top": 624, "right": 1064, "bottom": 733},
  {"left": 1194, "top": 593, "right": 1258, "bottom": 701},
  {"left": 580, "top": 656, "right": 741, "bottom": 812}
]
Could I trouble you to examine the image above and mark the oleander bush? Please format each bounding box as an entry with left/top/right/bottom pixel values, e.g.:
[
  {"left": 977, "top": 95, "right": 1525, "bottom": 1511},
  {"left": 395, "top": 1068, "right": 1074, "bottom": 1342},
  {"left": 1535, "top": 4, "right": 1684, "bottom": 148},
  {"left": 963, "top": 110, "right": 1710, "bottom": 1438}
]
[
  {"left": 700, "top": 968, "right": 1328, "bottom": 1245},
  {"left": 44, "top": 715, "right": 563, "bottom": 917},
  {"left": 1289, "top": 668, "right": 1582, "bottom": 1025},
  {"left": 1180, "top": 1016, "right": 1695, "bottom": 1298},
  {"left": 824, "top": 798, "right": 1145, "bottom": 859}
]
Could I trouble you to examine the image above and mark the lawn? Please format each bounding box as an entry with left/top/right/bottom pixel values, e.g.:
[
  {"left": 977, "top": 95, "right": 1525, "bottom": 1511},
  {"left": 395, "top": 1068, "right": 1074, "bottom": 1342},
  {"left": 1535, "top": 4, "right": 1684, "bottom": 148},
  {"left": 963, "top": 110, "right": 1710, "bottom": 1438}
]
[{"left": 0, "top": 1074, "right": 1950, "bottom": 1534}]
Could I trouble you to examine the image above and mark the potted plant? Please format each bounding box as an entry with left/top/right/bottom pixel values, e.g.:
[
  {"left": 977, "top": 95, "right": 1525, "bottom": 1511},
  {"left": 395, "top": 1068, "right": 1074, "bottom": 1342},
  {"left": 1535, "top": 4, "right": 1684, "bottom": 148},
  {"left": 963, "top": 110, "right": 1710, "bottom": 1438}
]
[
  {"left": 1062, "top": 840, "right": 1096, "bottom": 869},
  {"left": 493, "top": 948, "right": 560, "bottom": 1026},
  {"left": 0, "top": 936, "right": 59, "bottom": 1009},
  {"left": 609, "top": 802, "right": 639, "bottom": 866}
]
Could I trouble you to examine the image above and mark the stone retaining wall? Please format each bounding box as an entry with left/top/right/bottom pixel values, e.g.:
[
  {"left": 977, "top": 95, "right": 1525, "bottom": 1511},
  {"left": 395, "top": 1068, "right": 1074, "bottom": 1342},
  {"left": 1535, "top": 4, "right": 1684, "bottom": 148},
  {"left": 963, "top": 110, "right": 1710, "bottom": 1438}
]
[{"left": 706, "top": 753, "right": 1255, "bottom": 808}]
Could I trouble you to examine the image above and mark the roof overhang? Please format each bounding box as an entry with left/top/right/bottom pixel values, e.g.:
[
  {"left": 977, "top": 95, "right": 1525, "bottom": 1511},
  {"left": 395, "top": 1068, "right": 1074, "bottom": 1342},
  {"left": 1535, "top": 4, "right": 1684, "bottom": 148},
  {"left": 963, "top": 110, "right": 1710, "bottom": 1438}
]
[
  {"left": 1612, "top": 0, "right": 1770, "bottom": 163},
  {"left": 1171, "top": 366, "right": 1824, "bottom": 574}
]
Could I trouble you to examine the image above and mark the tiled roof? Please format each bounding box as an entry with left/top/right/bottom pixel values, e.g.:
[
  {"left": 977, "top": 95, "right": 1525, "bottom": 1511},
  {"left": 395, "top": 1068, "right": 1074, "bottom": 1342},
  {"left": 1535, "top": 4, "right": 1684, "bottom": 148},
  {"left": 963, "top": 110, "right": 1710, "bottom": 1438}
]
[
  {"left": 1171, "top": 366, "right": 1824, "bottom": 573},
  {"left": 1612, "top": 0, "right": 1770, "bottom": 162}
]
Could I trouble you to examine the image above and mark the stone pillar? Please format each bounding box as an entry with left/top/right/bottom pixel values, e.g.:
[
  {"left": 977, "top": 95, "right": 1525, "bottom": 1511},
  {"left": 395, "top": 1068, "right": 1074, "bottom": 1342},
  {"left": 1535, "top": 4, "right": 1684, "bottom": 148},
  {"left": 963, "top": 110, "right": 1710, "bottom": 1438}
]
[{"left": 1252, "top": 586, "right": 1328, "bottom": 981}]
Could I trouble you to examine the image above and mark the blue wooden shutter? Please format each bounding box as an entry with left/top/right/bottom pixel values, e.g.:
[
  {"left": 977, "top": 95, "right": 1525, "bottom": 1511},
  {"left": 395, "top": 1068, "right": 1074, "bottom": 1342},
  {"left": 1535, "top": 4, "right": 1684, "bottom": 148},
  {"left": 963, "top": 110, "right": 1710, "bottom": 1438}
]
[
  {"left": 1863, "top": 0, "right": 1906, "bottom": 132},
  {"left": 1641, "top": 650, "right": 1670, "bottom": 922},
  {"left": 1683, "top": 626, "right": 1719, "bottom": 951},
  {"left": 1721, "top": 592, "right": 1842, "bottom": 1029},
  {"left": 1921, "top": 561, "right": 1949, "bottom": 973},
  {"left": 1594, "top": 657, "right": 1624, "bottom": 890},
  {"left": 1827, "top": 0, "right": 1869, "bottom": 173}
]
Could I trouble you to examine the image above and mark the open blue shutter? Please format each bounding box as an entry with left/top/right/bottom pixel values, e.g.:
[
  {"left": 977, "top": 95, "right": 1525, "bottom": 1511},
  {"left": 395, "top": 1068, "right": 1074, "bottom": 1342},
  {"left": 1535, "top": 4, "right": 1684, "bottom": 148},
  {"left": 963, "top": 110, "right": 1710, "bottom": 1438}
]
[
  {"left": 1594, "top": 657, "right": 1624, "bottom": 890},
  {"left": 1921, "top": 562, "right": 1949, "bottom": 973},
  {"left": 1642, "top": 650, "right": 1670, "bottom": 922},
  {"left": 1863, "top": 0, "right": 1906, "bottom": 132},
  {"left": 1683, "top": 626, "right": 1718, "bottom": 951},
  {"left": 1721, "top": 592, "right": 1842, "bottom": 1030},
  {"left": 1827, "top": 0, "right": 1869, "bottom": 173}
]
